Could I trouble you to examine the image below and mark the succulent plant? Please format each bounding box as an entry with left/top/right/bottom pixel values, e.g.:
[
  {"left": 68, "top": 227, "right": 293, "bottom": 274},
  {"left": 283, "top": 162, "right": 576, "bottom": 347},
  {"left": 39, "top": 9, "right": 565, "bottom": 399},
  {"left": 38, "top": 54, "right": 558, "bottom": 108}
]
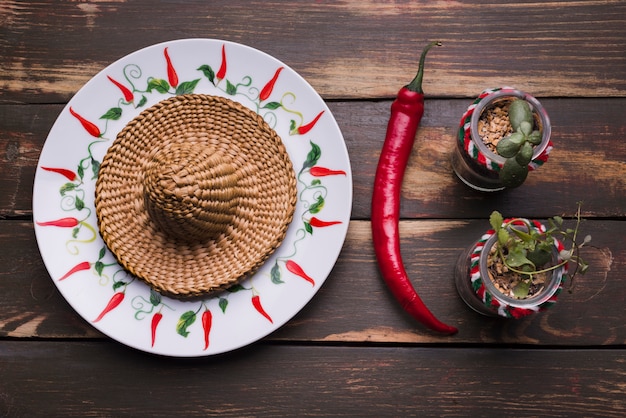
[
  {"left": 496, "top": 99, "right": 543, "bottom": 188},
  {"left": 489, "top": 203, "right": 591, "bottom": 298}
]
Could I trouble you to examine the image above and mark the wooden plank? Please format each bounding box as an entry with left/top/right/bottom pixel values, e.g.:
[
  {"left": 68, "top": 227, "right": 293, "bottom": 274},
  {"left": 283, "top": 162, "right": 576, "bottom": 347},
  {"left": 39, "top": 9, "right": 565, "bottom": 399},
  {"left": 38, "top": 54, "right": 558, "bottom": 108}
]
[
  {"left": 2, "top": 219, "right": 622, "bottom": 345},
  {"left": 1, "top": 1, "right": 625, "bottom": 103},
  {"left": 2, "top": 98, "right": 625, "bottom": 219},
  {"left": 1, "top": 341, "right": 625, "bottom": 417}
]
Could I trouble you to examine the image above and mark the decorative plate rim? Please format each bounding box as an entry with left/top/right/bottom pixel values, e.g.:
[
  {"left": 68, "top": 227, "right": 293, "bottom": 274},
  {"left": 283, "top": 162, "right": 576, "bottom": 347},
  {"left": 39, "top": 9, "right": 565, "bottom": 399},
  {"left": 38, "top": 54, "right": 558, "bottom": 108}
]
[{"left": 33, "top": 38, "right": 352, "bottom": 357}]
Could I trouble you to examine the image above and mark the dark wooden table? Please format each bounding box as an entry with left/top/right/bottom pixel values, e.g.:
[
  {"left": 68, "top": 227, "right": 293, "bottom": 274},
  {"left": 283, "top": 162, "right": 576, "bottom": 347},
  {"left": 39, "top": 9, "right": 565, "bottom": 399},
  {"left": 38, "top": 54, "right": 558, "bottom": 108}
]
[{"left": 1, "top": 1, "right": 625, "bottom": 416}]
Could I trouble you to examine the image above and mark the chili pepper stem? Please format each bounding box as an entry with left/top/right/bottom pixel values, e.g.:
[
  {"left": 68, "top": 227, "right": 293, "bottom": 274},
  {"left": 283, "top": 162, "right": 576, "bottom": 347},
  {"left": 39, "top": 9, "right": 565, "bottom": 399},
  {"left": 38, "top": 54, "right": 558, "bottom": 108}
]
[{"left": 405, "top": 41, "right": 442, "bottom": 94}]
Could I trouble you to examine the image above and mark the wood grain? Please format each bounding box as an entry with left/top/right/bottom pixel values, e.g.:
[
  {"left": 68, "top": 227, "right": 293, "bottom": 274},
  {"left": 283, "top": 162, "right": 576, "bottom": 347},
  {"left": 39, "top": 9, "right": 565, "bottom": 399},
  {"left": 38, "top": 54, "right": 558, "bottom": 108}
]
[
  {"left": 2, "top": 219, "right": 622, "bottom": 345},
  {"left": 2, "top": 99, "right": 626, "bottom": 219},
  {"left": 1, "top": 341, "right": 625, "bottom": 417},
  {"left": 1, "top": 0, "right": 625, "bottom": 103}
]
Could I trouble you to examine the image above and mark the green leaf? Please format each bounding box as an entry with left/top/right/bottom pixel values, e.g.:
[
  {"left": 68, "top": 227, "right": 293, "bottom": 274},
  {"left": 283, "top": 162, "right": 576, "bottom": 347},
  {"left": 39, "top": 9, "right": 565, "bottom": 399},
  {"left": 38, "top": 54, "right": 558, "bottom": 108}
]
[
  {"left": 508, "top": 99, "right": 533, "bottom": 131},
  {"left": 490, "top": 211, "right": 504, "bottom": 231},
  {"left": 72, "top": 227, "right": 80, "bottom": 239},
  {"left": 510, "top": 225, "right": 533, "bottom": 242},
  {"left": 98, "top": 247, "right": 106, "bottom": 260},
  {"left": 304, "top": 221, "right": 313, "bottom": 234},
  {"left": 270, "top": 261, "right": 284, "bottom": 284},
  {"left": 528, "top": 130, "right": 542, "bottom": 145},
  {"left": 59, "top": 182, "right": 77, "bottom": 196},
  {"left": 308, "top": 195, "right": 325, "bottom": 214},
  {"left": 197, "top": 64, "right": 216, "bottom": 84},
  {"left": 500, "top": 158, "right": 529, "bottom": 188},
  {"left": 496, "top": 136, "right": 521, "bottom": 158},
  {"left": 137, "top": 95, "right": 147, "bottom": 108},
  {"left": 302, "top": 141, "right": 321, "bottom": 170},
  {"left": 77, "top": 164, "right": 84, "bottom": 180},
  {"left": 512, "top": 280, "right": 531, "bottom": 298},
  {"left": 226, "top": 284, "right": 245, "bottom": 293},
  {"left": 219, "top": 297, "right": 228, "bottom": 313},
  {"left": 289, "top": 119, "right": 296, "bottom": 132},
  {"left": 516, "top": 141, "right": 534, "bottom": 166},
  {"left": 100, "top": 107, "right": 122, "bottom": 120},
  {"left": 176, "top": 311, "right": 197, "bottom": 337},
  {"left": 527, "top": 248, "right": 552, "bottom": 268},
  {"left": 519, "top": 121, "right": 532, "bottom": 136},
  {"left": 506, "top": 247, "right": 534, "bottom": 268},
  {"left": 147, "top": 78, "right": 170, "bottom": 94},
  {"left": 149, "top": 288, "right": 162, "bottom": 306},
  {"left": 113, "top": 280, "right": 127, "bottom": 290},
  {"left": 175, "top": 79, "right": 200, "bottom": 95},
  {"left": 94, "top": 260, "right": 104, "bottom": 276},
  {"left": 91, "top": 158, "right": 100, "bottom": 179},
  {"left": 311, "top": 179, "right": 321, "bottom": 186},
  {"left": 262, "top": 101, "right": 282, "bottom": 110},
  {"left": 497, "top": 228, "right": 510, "bottom": 247},
  {"left": 75, "top": 196, "right": 85, "bottom": 211},
  {"left": 225, "top": 79, "right": 237, "bottom": 95}
]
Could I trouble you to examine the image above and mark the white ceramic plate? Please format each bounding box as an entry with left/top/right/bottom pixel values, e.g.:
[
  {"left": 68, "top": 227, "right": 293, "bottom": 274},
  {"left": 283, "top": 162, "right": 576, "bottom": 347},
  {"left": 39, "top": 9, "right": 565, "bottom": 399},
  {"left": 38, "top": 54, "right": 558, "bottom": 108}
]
[{"left": 33, "top": 39, "right": 352, "bottom": 357}]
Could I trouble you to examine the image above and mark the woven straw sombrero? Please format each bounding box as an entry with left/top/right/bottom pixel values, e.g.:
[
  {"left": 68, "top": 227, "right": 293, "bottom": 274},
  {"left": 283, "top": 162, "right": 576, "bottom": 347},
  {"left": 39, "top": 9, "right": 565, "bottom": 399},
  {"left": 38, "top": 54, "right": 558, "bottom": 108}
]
[{"left": 95, "top": 94, "right": 297, "bottom": 298}]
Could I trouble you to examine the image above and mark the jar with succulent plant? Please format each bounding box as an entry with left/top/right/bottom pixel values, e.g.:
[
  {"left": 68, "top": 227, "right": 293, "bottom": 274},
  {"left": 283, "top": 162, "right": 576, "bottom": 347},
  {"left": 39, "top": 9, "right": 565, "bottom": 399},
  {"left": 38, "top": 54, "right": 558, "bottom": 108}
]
[
  {"left": 454, "top": 204, "right": 590, "bottom": 319},
  {"left": 451, "top": 87, "right": 552, "bottom": 191}
]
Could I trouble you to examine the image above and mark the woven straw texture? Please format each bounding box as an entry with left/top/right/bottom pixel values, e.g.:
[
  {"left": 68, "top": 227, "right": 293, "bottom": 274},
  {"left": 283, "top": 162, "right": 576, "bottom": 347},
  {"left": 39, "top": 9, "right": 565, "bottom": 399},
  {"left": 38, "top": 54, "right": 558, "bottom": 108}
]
[{"left": 95, "top": 94, "right": 297, "bottom": 298}]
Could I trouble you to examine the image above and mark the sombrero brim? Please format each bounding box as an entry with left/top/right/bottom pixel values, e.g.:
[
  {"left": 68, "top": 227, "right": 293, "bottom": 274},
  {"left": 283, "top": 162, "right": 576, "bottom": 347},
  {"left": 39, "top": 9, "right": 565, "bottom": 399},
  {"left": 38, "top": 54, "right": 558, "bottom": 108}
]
[{"left": 95, "top": 94, "right": 297, "bottom": 298}]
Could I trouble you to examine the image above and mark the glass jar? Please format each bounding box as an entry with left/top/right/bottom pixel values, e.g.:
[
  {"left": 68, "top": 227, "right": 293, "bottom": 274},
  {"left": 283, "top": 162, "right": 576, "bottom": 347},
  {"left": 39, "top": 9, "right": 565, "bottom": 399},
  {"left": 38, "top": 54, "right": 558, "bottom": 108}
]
[
  {"left": 451, "top": 87, "right": 552, "bottom": 192},
  {"left": 454, "top": 223, "right": 566, "bottom": 318}
]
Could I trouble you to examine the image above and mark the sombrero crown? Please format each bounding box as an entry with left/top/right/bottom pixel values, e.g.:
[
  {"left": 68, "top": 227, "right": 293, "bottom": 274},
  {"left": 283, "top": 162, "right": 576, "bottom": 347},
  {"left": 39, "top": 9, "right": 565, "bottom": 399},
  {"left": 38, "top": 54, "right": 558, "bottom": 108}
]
[{"left": 95, "top": 94, "right": 297, "bottom": 298}]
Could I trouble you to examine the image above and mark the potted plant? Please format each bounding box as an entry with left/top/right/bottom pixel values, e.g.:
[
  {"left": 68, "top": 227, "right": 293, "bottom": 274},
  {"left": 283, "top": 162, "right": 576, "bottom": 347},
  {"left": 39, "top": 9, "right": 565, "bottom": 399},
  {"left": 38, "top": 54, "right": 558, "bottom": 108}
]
[
  {"left": 454, "top": 204, "right": 590, "bottom": 318},
  {"left": 451, "top": 87, "right": 553, "bottom": 191}
]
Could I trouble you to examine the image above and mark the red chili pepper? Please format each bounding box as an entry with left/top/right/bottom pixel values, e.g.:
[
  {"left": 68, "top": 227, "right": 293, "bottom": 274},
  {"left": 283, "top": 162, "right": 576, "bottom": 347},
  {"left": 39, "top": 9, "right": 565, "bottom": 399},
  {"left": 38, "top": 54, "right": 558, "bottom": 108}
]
[
  {"left": 69, "top": 107, "right": 101, "bottom": 138},
  {"left": 309, "top": 166, "right": 347, "bottom": 177},
  {"left": 295, "top": 110, "right": 325, "bottom": 135},
  {"left": 41, "top": 166, "right": 77, "bottom": 181},
  {"left": 58, "top": 261, "right": 90, "bottom": 281},
  {"left": 285, "top": 260, "right": 315, "bottom": 286},
  {"left": 107, "top": 75, "right": 134, "bottom": 102},
  {"left": 36, "top": 217, "right": 79, "bottom": 228},
  {"left": 93, "top": 292, "right": 125, "bottom": 323},
  {"left": 202, "top": 309, "right": 212, "bottom": 350},
  {"left": 309, "top": 217, "right": 341, "bottom": 228},
  {"left": 151, "top": 312, "right": 163, "bottom": 347},
  {"left": 216, "top": 44, "right": 227, "bottom": 81},
  {"left": 259, "top": 67, "right": 283, "bottom": 101},
  {"left": 371, "top": 41, "right": 457, "bottom": 335},
  {"left": 251, "top": 295, "right": 272, "bottom": 323},
  {"left": 164, "top": 47, "right": 179, "bottom": 88}
]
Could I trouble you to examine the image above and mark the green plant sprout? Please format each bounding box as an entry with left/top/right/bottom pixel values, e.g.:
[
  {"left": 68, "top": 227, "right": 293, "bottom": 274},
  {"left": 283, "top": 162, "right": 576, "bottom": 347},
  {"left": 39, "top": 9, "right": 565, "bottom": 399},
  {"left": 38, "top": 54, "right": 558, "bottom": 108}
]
[
  {"left": 489, "top": 202, "right": 591, "bottom": 298},
  {"left": 496, "top": 99, "right": 543, "bottom": 188}
]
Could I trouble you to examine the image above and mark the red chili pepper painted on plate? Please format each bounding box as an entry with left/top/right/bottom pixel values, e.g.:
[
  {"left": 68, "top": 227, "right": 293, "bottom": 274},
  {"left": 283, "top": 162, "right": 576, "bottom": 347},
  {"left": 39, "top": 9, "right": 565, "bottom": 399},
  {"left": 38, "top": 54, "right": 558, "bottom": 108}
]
[
  {"left": 259, "top": 67, "right": 283, "bottom": 101},
  {"left": 216, "top": 44, "right": 227, "bottom": 81},
  {"left": 69, "top": 107, "right": 101, "bottom": 138},
  {"left": 58, "top": 261, "right": 90, "bottom": 281},
  {"left": 107, "top": 75, "right": 134, "bottom": 102},
  {"left": 295, "top": 110, "right": 325, "bottom": 135},
  {"left": 93, "top": 292, "right": 125, "bottom": 323},
  {"left": 309, "top": 166, "right": 347, "bottom": 177},
  {"left": 151, "top": 312, "right": 163, "bottom": 347},
  {"left": 285, "top": 260, "right": 315, "bottom": 286},
  {"left": 202, "top": 309, "right": 212, "bottom": 350},
  {"left": 41, "top": 166, "right": 77, "bottom": 181},
  {"left": 371, "top": 41, "right": 457, "bottom": 335},
  {"left": 309, "top": 217, "right": 341, "bottom": 228},
  {"left": 36, "top": 217, "right": 79, "bottom": 228},
  {"left": 252, "top": 295, "right": 272, "bottom": 323},
  {"left": 164, "top": 47, "right": 179, "bottom": 88}
]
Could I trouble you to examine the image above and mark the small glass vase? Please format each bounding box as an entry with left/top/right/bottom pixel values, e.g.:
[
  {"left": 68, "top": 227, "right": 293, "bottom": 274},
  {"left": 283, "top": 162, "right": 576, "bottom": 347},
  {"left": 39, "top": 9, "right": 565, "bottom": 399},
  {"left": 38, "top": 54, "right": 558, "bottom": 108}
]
[
  {"left": 454, "top": 220, "right": 567, "bottom": 319},
  {"left": 451, "top": 87, "right": 552, "bottom": 192}
]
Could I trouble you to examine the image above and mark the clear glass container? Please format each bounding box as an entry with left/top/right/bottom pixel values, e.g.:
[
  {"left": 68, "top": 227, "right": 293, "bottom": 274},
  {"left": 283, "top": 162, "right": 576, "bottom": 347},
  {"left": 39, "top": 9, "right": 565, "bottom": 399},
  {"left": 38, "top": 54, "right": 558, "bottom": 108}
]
[
  {"left": 451, "top": 88, "right": 552, "bottom": 192},
  {"left": 454, "top": 227, "right": 566, "bottom": 318}
]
